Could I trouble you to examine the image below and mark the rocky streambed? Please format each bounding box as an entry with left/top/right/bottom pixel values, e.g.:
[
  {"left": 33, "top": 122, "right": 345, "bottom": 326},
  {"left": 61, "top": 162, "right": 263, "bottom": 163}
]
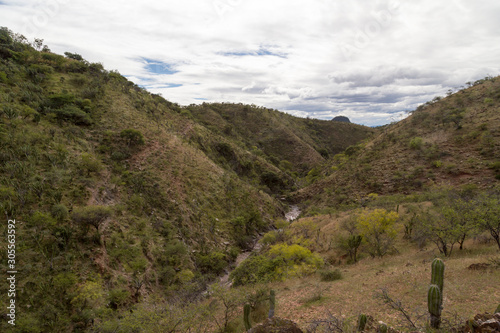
[{"left": 219, "top": 205, "right": 301, "bottom": 287}]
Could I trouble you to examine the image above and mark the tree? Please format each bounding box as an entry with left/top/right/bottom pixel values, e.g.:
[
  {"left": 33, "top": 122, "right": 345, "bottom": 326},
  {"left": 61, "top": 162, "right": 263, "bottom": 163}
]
[
  {"left": 417, "top": 208, "right": 462, "bottom": 257},
  {"left": 71, "top": 205, "right": 112, "bottom": 232},
  {"left": 64, "top": 52, "right": 84, "bottom": 61},
  {"left": 476, "top": 193, "right": 500, "bottom": 250},
  {"left": 356, "top": 209, "right": 399, "bottom": 258},
  {"left": 337, "top": 215, "right": 363, "bottom": 263}
]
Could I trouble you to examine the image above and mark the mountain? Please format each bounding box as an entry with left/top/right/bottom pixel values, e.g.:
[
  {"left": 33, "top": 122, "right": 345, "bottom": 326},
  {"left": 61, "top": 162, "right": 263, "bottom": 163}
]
[
  {"left": 296, "top": 75, "right": 500, "bottom": 209},
  {"left": 331, "top": 115, "right": 351, "bottom": 123}
]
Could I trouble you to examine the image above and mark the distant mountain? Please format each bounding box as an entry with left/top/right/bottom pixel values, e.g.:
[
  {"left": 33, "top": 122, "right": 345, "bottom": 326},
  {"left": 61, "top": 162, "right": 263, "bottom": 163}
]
[{"left": 332, "top": 115, "right": 351, "bottom": 123}]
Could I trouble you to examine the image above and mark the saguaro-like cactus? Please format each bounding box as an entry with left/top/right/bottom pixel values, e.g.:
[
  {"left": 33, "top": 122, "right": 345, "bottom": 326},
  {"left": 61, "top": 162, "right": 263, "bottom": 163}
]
[
  {"left": 268, "top": 289, "right": 276, "bottom": 319},
  {"left": 244, "top": 303, "right": 252, "bottom": 330},
  {"left": 428, "top": 258, "right": 445, "bottom": 329},
  {"left": 428, "top": 284, "right": 442, "bottom": 328},
  {"left": 431, "top": 258, "right": 445, "bottom": 303},
  {"left": 358, "top": 313, "right": 368, "bottom": 331}
]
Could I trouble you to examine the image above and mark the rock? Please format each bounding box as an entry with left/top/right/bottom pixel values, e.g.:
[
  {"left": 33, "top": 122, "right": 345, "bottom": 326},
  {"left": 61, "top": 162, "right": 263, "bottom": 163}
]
[
  {"left": 463, "top": 313, "right": 500, "bottom": 333},
  {"left": 467, "top": 263, "right": 491, "bottom": 270},
  {"left": 247, "top": 317, "right": 304, "bottom": 333}
]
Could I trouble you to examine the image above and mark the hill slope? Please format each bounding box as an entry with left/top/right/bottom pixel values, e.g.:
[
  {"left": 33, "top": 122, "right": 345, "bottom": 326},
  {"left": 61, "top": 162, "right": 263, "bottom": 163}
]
[
  {"left": 188, "top": 103, "right": 374, "bottom": 175},
  {"left": 296, "top": 75, "right": 500, "bottom": 208}
]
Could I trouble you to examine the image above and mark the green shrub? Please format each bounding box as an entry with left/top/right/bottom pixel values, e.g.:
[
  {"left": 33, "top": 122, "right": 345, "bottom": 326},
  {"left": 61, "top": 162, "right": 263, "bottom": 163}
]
[
  {"left": 51, "top": 203, "right": 69, "bottom": 221},
  {"left": 120, "top": 129, "right": 145, "bottom": 147},
  {"left": 79, "top": 153, "right": 102, "bottom": 175},
  {"left": 196, "top": 251, "right": 228, "bottom": 275},
  {"left": 108, "top": 288, "right": 130, "bottom": 309},
  {"left": 0, "top": 71, "right": 8, "bottom": 84},
  {"left": 231, "top": 244, "right": 323, "bottom": 286},
  {"left": 319, "top": 268, "right": 342, "bottom": 282},
  {"left": 409, "top": 137, "right": 423, "bottom": 150},
  {"left": 51, "top": 105, "right": 92, "bottom": 125}
]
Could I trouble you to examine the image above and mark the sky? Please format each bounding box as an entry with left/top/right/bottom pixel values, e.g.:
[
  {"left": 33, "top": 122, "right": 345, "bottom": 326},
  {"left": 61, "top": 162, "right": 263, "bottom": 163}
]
[{"left": 1, "top": 0, "right": 500, "bottom": 126}]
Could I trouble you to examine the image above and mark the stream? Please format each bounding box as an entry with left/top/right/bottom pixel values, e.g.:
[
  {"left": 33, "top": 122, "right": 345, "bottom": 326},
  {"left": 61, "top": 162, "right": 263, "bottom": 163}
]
[{"left": 218, "top": 205, "right": 301, "bottom": 287}]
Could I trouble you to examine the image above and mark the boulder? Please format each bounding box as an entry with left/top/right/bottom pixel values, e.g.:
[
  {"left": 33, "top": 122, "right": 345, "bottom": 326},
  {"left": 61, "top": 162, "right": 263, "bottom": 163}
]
[{"left": 463, "top": 313, "right": 500, "bottom": 333}]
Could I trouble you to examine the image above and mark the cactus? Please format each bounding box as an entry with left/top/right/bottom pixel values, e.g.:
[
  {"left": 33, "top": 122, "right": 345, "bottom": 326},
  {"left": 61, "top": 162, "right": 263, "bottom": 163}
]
[
  {"left": 428, "top": 284, "right": 442, "bottom": 329},
  {"left": 428, "top": 258, "right": 445, "bottom": 329},
  {"left": 244, "top": 303, "right": 252, "bottom": 330},
  {"left": 358, "top": 313, "right": 368, "bottom": 331},
  {"left": 496, "top": 304, "right": 500, "bottom": 314},
  {"left": 431, "top": 258, "right": 445, "bottom": 304},
  {"left": 268, "top": 289, "right": 275, "bottom": 319}
]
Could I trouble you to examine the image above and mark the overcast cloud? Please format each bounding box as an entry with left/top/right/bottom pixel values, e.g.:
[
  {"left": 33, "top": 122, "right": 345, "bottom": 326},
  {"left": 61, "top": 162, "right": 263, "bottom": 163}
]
[{"left": 1, "top": 0, "right": 500, "bottom": 125}]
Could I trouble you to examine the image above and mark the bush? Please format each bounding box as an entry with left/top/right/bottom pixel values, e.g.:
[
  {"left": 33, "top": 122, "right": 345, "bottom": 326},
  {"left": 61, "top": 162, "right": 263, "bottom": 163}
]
[
  {"left": 231, "top": 243, "right": 324, "bottom": 286},
  {"left": 196, "top": 251, "right": 228, "bottom": 275},
  {"left": 51, "top": 105, "right": 92, "bottom": 125},
  {"left": 319, "top": 268, "right": 342, "bottom": 282},
  {"left": 120, "top": 129, "right": 145, "bottom": 147},
  {"left": 356, "top": 209, "right": 399, "bottom": 258},
  {"left": 51, "top": 203, "right": 69, "bottom": 221},
  {"left": 409, "top": 137, "right": 423, "bottom": 150}
]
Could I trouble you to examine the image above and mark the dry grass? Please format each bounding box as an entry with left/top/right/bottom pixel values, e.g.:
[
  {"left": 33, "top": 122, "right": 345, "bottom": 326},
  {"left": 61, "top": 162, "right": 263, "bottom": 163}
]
[{"left": 269, "top": 239, "right": 499, "bottom": 331}]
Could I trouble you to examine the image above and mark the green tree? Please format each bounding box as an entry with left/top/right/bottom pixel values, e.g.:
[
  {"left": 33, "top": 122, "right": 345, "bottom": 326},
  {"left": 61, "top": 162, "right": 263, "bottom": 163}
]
[
  {"left": 475, "top": 193, "right": 500, "bottom": 250},
  {"left": 71, "top": 205, "right": 112, "bottom": 232},
  {"left": 337, "top": 215, "right": 363, "bottom": 263},
  {"left": 356, "top": 209, "right": 399, "bottom": 258}
]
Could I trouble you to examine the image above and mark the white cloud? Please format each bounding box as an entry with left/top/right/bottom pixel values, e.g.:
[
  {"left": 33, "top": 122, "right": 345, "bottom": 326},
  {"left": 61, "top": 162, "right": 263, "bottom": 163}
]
[{"left": 1, "top": 0, "right": 500, "bottom": 125}]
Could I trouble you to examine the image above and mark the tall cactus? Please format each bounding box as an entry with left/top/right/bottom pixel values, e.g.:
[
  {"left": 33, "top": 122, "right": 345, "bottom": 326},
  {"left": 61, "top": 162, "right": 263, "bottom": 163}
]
[
  {"left": 428, "top": 258, "right": 445, "bottom": 329},
  {"left": 428, "top": 284, "right": 442, "bottom": 328},
  {"left": 244, "top": 303, "right": 252, "bottom": 330},
  {"left": 431, "top": 258, "right": 445, "bottom": 304},
  {"left": 268, "top": 289, "right": 276, "bottom": 319}
]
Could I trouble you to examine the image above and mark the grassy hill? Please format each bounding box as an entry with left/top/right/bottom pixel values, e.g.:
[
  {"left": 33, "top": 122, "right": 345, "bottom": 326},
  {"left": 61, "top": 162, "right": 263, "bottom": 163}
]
[{"left": 296, "top": 75, "right": 500, "bottom": 209}]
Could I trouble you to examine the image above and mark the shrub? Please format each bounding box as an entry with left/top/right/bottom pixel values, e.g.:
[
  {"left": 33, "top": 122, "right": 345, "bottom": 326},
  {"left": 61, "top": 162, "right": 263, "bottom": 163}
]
[
  {"left": 409, "top": 137, "right": 423, "bottom": 150},
  {"left": 120, "top": 129, "right": 145, "bottom": 147},
  {"left": 196, "top": 251, "right": 228, "bottom": 275},
  {"left": 51, "top": 203, "right": 69, "bottom": 221},
  {"left": 51, "top": 105, "right": 92, "bottom": 125},
  {"left": 356, "top": 209, "right": 399, "bottom": 258},
  {"left": 319, "top": 268, "right": 342, "bottom": 281},
  {"left": 79, "top": 153, "right": 102, "bottom": 175}
]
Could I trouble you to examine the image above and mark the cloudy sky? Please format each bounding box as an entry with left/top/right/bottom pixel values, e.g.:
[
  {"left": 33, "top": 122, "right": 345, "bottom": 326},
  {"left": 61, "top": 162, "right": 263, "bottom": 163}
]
[{"left": 1, "top": 0, "right": 500, "bottom": 125}]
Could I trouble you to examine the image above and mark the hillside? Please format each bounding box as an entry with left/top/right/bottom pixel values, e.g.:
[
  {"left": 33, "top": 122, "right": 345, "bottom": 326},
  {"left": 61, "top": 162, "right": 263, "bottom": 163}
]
[
  {"left": 0, "top": 27, "right": 375, "bottom": 332},
  {"left": 188, "top": 103, "right": 374, "bottom": 175},
  {"left": 296, "top": 75, "right": 500, "bottom": 209}
]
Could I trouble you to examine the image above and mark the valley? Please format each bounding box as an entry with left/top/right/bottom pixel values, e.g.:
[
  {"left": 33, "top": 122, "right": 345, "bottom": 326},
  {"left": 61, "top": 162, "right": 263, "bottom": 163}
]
[{"left": 0, "top": 27, "right": 499, "bottom": 333}]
